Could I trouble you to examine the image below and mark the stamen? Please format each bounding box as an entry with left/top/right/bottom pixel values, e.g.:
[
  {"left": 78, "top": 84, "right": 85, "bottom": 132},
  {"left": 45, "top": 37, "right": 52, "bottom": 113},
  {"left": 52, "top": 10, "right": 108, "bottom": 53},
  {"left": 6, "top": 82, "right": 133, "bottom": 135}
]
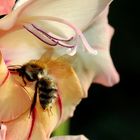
[
  {"left": 24, "top": 24, "right": 76, "bottom": 49},
  {"left": 22, "top": 16, "right": 97, "bottom": 55},
  {"left": 56, "top": 40, "right": 75, "bottom": 48},
  {"left": 23, "top": 25, "right": 58, "bottom": 46},
  {"left": 66, "top": 45, "right": 78, "bottom": 56},
  {"left": 31, "top": 24, "right": 74, "bottom": 42}
]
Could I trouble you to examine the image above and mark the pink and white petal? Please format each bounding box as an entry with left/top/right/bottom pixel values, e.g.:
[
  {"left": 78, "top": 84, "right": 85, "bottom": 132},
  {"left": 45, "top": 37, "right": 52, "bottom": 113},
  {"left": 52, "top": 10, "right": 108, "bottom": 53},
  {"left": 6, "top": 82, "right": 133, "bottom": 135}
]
[
  {"left": 17, "top": 0, "right": 112, "bottom": 36},
  {"left": 73, "top": 6, "right": 119, "bottom": 94},
  {"left": 0, "top": 28, "right": 46, "bottom": 65},
  {"left": 4, "top": 97, "right": 60, "bottom": 140},
  {"left": 51, "top": 135, "right": 88, "bottom": 140},
  {"left": 4, "top": 111, "right": 32, "bottom": 140},
  {"left": 0, "top": 53, "right": 31, "bottom": 122},
  {"left": 0, "top": 0, "right": 16, "bottom": 15},
  {"left": 84, "top": 6, "right": 120, "bottom": 86},
  {"left": 83, "top": 6, "right": 113, "bottom": 50}
]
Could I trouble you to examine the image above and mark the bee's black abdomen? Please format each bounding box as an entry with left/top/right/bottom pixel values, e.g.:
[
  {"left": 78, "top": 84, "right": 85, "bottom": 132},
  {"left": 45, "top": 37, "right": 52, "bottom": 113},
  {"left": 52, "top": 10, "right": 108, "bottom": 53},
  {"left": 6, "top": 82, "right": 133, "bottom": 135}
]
[
  {"left": 37, "top": 78, "right": 58, "bottom": 110},
  {"left": 39, "top": 90, "right": 57, "bottom": 110}
]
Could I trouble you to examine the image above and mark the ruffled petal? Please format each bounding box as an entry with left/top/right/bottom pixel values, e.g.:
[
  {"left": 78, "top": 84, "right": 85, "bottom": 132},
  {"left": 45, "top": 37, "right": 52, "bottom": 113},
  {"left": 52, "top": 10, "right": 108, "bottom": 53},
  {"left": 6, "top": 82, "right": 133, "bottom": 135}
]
[
  {"left": 51, "top": 135, "right": 88, "bottom": 140},
  {"left": 0, "top": 0, "right": 16, "bottom": 15},
  {"left": 71, "top": 6, "right": 119, "bottom": 95},
  {"left": 84, "top": 6, "right": 120, "bottom": 86},
  {"left": 0, "top": 52, "right": 31, "bottom": 122}
]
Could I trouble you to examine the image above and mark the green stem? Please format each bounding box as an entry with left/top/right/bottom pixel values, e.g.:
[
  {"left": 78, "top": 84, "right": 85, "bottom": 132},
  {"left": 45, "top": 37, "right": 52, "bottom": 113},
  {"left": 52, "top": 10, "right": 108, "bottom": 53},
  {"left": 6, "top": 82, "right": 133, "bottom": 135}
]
[{"left": 53, "top": 119, "right": 70, "bottom": 136}]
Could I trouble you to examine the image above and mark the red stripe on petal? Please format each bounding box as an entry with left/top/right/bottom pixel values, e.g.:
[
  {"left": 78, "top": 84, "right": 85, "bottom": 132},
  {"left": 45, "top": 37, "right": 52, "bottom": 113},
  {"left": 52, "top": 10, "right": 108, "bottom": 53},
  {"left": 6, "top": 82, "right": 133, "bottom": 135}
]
[
  {"left": 27, "top": 108, "right": 36, "bottom": 140},
  {"left": 0, "top": 71, "right": 9, "bottom": 87},
  {"left": 57, "top": 92, "right": 62, "bottom": 119}
]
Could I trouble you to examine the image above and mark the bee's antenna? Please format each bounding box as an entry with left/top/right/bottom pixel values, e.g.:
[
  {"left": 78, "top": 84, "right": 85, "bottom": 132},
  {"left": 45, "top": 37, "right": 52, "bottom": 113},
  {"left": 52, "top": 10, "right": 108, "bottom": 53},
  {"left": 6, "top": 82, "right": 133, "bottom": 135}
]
[{"left": 8, "top": 65, "right": 22, "bottom": 72}]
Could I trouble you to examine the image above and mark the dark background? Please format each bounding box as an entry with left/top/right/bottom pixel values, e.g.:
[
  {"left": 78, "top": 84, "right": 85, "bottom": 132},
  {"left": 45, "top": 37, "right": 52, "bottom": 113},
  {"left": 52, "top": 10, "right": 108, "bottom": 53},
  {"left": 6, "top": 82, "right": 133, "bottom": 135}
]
[
  {"left": 1, "top": 0, "right": 140, "bottom": 140},
  {"left": 70, "top": 0, "right": 140, "bottom": 140}
]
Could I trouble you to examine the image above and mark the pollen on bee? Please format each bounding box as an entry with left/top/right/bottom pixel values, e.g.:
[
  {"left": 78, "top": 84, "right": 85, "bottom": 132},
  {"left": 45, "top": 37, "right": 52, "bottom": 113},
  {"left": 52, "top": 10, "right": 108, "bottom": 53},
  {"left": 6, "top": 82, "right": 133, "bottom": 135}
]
[
  {"left": 38, "top": 73, "right": 44, "bottom": 79},
  {"left": 44, "top": 105, "right": 53, "bottom": 116}
]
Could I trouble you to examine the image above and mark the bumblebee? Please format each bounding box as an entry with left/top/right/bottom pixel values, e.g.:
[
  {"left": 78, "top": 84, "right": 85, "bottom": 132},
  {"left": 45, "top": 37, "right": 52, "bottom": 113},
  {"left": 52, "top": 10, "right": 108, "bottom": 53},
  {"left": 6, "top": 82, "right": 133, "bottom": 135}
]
[{"left": 8, "top": 62, "right": 58, "bottom": 114}]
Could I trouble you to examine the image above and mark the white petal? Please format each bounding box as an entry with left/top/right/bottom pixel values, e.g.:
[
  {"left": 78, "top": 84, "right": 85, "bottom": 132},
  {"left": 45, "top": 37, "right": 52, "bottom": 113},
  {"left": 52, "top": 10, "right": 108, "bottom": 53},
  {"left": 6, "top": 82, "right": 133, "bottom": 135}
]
[
  {"left": 14, "top": 0, "right": 29, "bottom": 9},
  {"left": 72, "top": 6, "right": 120, "bottom": 95},
  {"left": 51, "top": 135, "right": 88, "bottom": 140},
  {"left": 19, "top": 0, "right": 112, "bottom": 31},
  {"left": 84, "top": 6, "right": 120, "bottom": 86}
]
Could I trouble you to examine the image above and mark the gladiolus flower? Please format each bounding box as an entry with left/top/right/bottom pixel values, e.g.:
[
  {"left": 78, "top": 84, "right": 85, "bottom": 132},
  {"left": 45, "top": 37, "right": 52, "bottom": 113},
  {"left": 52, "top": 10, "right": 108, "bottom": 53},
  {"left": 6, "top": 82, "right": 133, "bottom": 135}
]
[{"left": 0, "top": 0, "right": 119, "bottom": 139}]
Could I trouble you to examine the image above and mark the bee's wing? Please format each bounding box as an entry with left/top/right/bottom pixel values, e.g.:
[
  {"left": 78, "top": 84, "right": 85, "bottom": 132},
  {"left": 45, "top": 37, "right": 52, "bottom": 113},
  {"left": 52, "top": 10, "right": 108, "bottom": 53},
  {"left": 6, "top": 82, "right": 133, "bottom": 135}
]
[
  {"left": 46, "top": 55, "right": 84, "bottom": 109},
  {"left": 40, "top": 48, "right": 76, "bottom": 64},
  {"left": 39, "top": 48, "right": 54, "bottom": 63},
  {"left": 46, "top": 55, "right": 75, "bottom": 78}
]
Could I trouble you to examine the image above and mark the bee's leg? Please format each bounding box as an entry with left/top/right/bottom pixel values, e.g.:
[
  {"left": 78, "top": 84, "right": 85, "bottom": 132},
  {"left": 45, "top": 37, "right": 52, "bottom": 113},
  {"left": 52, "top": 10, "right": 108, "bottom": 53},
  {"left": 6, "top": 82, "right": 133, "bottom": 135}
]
[
  {"left": 29, "top": 82, "right": 38, "bottom": 117},
  {"left": 45, "top": 105, "right": 53, "bottom": 117},
  {"left": 22, "top": 75, "right": 27, "bottom": 86},
  {"left": 49, "top": 106, "right": 53, "bottom": 115}
]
